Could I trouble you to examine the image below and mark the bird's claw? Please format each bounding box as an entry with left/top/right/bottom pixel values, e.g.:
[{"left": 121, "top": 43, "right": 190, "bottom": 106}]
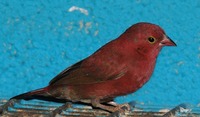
[
  {"left": 109, "top": 103, "right": 130, "bottom": 117},
  {"left": 49, "top": 102, "right": 72, "bottom": 117},
  {"left": 119, "top": 103, "right": 131, "bottom": 111}
]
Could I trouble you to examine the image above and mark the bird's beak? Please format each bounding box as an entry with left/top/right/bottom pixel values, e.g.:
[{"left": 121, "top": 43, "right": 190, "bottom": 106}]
[{"left": 160, "top": 35, "right": 177, "bottom": 46}]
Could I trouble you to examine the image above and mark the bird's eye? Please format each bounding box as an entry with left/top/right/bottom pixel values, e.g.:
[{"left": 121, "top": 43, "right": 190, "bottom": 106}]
[{"left": 148, "top": 36, "right": 156, "bottom": 44}]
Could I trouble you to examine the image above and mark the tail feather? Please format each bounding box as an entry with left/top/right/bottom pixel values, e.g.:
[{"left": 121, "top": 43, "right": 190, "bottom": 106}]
[{"left": 11, "top": 87, "right": 49, "bottom": 100}]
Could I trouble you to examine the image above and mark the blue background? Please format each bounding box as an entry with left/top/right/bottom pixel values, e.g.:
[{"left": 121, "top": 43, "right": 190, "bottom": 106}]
[{"left": 0, "top": 0, "right": 200, "bottom": 107}]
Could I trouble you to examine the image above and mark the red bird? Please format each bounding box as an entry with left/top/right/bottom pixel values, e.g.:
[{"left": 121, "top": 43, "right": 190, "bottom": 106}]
[{"left": 0, "top": 22, "right": 176, "bottom": 115}]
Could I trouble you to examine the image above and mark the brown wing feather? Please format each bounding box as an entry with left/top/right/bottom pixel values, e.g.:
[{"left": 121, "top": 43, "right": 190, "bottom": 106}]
[
  {"left": 49, "top": 58, "right": 127, "bottom": 86},
  {"left": 49, "top": 42, "right": 128, "bottom": 86},
  {"left": 49, "top": 60, "right": 84, "bottom": 85}
]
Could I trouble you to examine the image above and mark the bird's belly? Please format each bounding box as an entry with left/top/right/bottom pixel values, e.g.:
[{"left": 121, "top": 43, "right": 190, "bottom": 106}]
[{"left": 67, "top": 74, "right": 151, "bottom": 100}]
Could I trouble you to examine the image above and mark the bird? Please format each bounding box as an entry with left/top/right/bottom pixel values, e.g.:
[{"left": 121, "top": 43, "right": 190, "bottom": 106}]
[{"left": 0, "top": 22, "right": 176, "bottom": 116}]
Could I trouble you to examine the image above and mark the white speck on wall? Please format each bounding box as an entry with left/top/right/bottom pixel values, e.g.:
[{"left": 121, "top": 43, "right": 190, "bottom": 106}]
[
  {"left": 94, "top": 30, "right": 99, "bottom": 36},
  {"left": 79, "top": 20, "right": 84, "bottom": 30},
  {"left": 68, "top": 6, "right": 89, "bottom": 15},
  {"left": 66, "top": 22, "right": 73, "bottom": 30},
  {"left": 174, "top": 69, "right": 179, "bottom": 74},
  {"left": 177, "top": 61, "right": 184, "bottom": 66},
  {"left": 85, "top": 22, "right": 92, "bottom": 34}
]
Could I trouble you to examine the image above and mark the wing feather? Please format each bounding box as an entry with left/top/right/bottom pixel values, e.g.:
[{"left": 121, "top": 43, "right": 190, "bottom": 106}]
[
  {"left": 49, "top": 60, "right": 84, "bottom": 85},
  {"left": 49, "top": 43, "right": 128, "bottom": 86}
]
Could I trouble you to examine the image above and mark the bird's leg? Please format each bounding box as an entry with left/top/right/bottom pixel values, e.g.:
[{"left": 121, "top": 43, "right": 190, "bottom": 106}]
[
  {"left": 107, "top": 101, "right": 131, "bottom": 112},
  {"left": 49, "top": 102, "right": 72, "bottom": 117},
  {"left": 104, "top": 101, "right": 131, "bottom": 117},
  {"left": 92, "top": 99, "right": 115, "bottom": 112},
  {"left": 91, "top": 99, "right": 130, "bottom": 113},
  {"left": 0, "top": 99, "right": 19, "bottom": 115}
]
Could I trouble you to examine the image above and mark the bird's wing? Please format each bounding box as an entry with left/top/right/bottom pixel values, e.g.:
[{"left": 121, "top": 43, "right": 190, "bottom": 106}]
[
  {"left": 49, "top": 60, "right": 84, "bottom": 85},
  {"left": 49, "top": 47, "right": 127, "bottom": 86},
  {"left": 49, "top": 58, "right": 127, "bottom": 86}
]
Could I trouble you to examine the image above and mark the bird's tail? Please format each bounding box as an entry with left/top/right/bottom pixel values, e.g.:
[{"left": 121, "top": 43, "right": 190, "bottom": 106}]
[{"left": 11, "top": 87, "right": 50, "bottom": 100}]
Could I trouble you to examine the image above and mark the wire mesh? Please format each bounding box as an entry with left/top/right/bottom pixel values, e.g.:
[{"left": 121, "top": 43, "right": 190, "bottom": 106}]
[{"left": 0, "top": 99, "right": 199, "bottom": 117}]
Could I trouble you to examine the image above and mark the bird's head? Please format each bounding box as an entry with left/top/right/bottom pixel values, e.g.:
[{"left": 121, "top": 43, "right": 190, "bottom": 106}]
[{"left": 119, "top": 22, "right": 176, "bottom": 59}]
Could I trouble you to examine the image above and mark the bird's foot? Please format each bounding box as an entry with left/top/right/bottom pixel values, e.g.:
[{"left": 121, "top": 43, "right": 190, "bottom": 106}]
[
  {"left": 49, "top": 102, "right": 72, "bottom": 117},
  {"left": 91, "top": 99, "right": 130, "bottom": 116},
  {"left": 109, "top": 103, "right": 130, "bottom": 117},
  {"left": 115, "top": 103, "right": 131, "bottom": 112}
]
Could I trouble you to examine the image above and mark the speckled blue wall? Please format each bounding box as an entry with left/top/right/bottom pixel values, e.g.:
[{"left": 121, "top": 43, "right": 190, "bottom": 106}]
[{"left": 0, "top": 0, "right": 200, "bottom": 107}]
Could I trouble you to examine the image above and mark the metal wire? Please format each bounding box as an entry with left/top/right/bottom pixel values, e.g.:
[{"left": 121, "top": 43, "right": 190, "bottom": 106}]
[{"left": 0, "top": 99, "right": 199, "bottom": 117}]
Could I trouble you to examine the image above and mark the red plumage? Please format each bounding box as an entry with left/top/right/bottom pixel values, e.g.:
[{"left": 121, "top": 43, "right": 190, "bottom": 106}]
[{"left": 1, "top": 22, "right": 176, "bottom": 113}]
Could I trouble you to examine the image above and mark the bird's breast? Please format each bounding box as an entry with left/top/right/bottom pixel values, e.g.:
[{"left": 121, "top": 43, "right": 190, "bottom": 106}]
[{"left": 115, "top": 59, "right": 156, "bottom": 94}]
